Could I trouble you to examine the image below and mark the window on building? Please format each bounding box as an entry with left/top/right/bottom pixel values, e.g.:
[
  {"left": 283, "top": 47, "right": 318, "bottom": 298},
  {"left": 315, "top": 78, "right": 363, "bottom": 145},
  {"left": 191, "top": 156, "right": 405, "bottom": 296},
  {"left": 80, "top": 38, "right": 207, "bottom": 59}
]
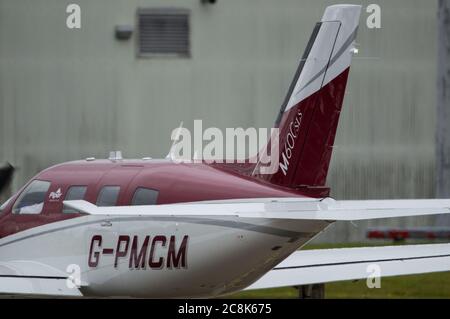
[
  {"left": 137, "top": 8, "right": 190, "bottom": 57},
  {"left": 96, "top": 186, "right": 120, "bottom": 207},
  {"left": 131, "top": 188, "right": 159, "bottom": 206},
  {"left": 63, "top": 186, "right": 87, "bottom": 213},
  {"left": 13, "top": 180, "right": 51, "bottom": 215}
]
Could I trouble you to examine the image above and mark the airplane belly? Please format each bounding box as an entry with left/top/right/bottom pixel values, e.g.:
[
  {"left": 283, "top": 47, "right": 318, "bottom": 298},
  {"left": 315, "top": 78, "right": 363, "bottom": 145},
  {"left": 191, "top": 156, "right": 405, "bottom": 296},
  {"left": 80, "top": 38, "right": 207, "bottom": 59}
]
[{"left": 83, "top": 216, "right": 330, "bottom": 298}]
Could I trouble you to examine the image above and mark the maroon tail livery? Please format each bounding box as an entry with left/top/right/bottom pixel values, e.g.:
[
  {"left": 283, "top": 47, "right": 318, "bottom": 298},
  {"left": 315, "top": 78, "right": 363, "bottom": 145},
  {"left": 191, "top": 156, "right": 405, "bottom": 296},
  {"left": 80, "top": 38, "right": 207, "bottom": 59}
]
[{"left": 253, "top": 15, "right": 359, "bottom": 191}]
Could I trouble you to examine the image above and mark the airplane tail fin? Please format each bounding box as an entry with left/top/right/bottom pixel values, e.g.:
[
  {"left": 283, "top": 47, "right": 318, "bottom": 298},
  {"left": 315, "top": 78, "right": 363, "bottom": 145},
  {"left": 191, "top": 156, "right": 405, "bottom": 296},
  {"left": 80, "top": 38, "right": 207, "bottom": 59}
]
[{"left": 253, "top": 5, "right": 361, "bottom": 192}]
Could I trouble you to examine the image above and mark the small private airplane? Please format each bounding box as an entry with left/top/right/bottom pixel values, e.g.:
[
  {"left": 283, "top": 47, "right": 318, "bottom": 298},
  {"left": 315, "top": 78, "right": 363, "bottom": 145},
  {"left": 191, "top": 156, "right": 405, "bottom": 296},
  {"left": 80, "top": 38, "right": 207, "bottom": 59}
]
[{"left": 1, "top": 4, "right": 450, "bottom": 298}]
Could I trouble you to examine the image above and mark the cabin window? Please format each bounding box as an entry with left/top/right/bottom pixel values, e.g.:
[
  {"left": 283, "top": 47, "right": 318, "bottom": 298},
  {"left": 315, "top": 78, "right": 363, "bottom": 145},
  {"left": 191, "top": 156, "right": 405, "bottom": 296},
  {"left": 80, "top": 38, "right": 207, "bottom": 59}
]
[
  {"left": 96, "top": 186, "right": 120, "bottom": 207},
  {"left": 12, "top": 180, "right": 51, "bottom": 215},
  {"left": 63, "top": 186, "right": 87, "bottom": 213},
  {"left": 131, "top": 187, "right": 159, "bottom": 205}
]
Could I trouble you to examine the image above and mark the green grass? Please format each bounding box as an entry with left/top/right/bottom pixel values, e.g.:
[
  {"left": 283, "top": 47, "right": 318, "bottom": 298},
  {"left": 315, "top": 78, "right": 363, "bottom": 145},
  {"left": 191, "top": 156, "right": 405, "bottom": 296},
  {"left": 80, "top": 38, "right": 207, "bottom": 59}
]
[{"left": 229, "top": 242, "right": 450, "bottom": 299}]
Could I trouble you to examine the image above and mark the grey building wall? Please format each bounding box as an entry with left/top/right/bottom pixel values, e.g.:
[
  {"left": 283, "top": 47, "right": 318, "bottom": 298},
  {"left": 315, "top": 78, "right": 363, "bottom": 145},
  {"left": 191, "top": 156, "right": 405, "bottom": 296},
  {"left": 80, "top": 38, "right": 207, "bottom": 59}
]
[{"left": 0, "top": 0, "right": 439, "bottom": 242}]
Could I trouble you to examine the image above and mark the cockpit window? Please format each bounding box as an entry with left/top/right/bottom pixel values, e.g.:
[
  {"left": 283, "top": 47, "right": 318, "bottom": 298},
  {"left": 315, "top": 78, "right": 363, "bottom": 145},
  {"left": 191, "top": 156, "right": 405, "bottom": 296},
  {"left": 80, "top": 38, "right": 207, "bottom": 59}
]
[
  {"left": 13, "top": 180, "right": 51, "bottom": 215},
  {"left": 96, "top": 186, "right": 120, "bottom": 207},
  {"left": 0, "top": 197, "right": 13, "bottom": 214},
  {"left": 63, "top": 186, "right": 87, "bottom": 213},
  {"left": 131, "top": 188, "right": 159, "bottom": 205}
]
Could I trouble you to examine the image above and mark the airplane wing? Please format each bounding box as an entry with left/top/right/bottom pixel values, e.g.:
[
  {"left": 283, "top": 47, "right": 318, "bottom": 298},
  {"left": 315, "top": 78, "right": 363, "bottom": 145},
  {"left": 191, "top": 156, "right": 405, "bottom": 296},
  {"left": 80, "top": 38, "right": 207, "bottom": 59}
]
[
  {"left": 246, "top": 243, "right": 450, "bottom": 290},
  {"left": 0, "top": 261, "right": 83, "bottom": 297},
  {"left": 63, "top": 197, "right": 450, "bottom": 221}
]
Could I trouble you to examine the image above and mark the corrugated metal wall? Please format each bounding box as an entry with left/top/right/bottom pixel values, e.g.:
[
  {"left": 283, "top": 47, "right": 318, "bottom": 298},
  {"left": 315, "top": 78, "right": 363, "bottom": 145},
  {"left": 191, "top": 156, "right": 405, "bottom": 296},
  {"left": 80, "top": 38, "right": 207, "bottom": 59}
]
[{"left": 0, "top": 0, "right": 439, "bottom": 242}]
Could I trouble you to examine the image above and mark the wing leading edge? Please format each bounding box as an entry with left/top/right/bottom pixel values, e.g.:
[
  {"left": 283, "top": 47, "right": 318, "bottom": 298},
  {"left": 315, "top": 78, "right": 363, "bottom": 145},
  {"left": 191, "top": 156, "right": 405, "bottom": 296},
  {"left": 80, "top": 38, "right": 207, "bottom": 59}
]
[{"left": 64, "top": 198, "right": 450, "bottom": 221}]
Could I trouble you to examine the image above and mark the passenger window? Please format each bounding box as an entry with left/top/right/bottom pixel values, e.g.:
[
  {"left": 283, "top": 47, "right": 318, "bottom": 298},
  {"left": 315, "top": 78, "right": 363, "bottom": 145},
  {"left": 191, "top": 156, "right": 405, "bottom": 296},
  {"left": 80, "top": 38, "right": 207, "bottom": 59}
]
[
  {"left": 96, "top": 186, "right": 120, "bottom": 207},
  {"left": 131, "top": 188, "right": 159, "bottom": 205},
  {"left": 63, "top": 186, "right": 87, "bottom": 213},
  {"left": 12, "top": 180, "right": 51, "bottom": 215}
]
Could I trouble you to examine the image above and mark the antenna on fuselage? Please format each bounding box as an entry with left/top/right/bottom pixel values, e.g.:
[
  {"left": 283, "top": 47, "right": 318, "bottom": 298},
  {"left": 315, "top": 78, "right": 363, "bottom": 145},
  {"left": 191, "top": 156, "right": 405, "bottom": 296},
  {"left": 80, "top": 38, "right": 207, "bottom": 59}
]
[{"left": 108, "top": 151, "right": 123, "bottom": 161}]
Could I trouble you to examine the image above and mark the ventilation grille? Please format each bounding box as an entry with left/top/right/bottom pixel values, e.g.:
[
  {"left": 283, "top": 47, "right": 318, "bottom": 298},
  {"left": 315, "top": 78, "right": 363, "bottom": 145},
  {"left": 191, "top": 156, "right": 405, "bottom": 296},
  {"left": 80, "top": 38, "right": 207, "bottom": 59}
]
[{"left": 138, "top": 8, "right": 190, "bottom": 57}]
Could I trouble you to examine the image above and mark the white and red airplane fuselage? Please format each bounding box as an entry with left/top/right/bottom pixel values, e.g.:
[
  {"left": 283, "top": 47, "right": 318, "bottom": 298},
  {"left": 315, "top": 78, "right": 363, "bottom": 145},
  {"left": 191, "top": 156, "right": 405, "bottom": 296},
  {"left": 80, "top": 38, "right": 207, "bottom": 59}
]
[{"left": 0, "top": 160, "right": 330, "bottom": 297}]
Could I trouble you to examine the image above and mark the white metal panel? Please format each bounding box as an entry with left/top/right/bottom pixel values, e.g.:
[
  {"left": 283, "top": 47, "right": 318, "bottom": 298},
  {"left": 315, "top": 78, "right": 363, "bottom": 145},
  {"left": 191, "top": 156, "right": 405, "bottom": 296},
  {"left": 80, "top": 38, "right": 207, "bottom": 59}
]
[
  {"left": 0, "top": 277, "right": 82, "bottom": 297},
  {"left": 247, "top": 243, "right": 450, "bottom": 289},
  {"left": 0, "top": 261, "right": 83, "bottom": 297},
  {"left": 322, "top": 5, "right": 361, "bottom": 86},
  {"left": 286, "top": 21, "right": 340, "bottom": 109},
  {"left": 63, "top": 197, "right": 450, "bottom": 221}
]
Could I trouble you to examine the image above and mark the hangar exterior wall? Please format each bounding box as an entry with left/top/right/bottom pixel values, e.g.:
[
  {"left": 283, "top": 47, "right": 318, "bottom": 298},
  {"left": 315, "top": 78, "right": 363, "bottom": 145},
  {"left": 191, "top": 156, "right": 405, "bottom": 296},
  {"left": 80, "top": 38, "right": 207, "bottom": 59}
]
[{"left": 0, "top": 0, "right": 438, "bottom": 242}]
